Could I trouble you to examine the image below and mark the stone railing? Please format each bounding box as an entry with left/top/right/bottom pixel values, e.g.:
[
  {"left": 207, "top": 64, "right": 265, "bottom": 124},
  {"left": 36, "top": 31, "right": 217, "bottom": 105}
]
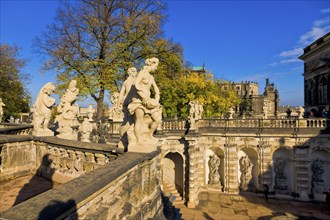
[
  {"left": 0, "top": 123, "right": 33, "bottom": 135},
  {"left": 0, "top": 150, "right": 163, "bottom": 220},
  {"left": 0, "top": 135, "right": 123, "bottom": 183},
  {"left": 198, "top": 118, "right": 330, "bottom": 129},
  {"left": 102, "top": 118, "right": 330, "bottom": 136},
  {"left": 161, "top": 119, "right": 187, "bottom": 131}
]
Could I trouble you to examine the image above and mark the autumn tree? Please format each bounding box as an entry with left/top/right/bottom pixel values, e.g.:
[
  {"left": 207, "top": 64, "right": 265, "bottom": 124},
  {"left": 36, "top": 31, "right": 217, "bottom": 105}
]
[
  {"left": 158, "top": 70, "right": 239, "bottom": 118},
  {"left": 35, "top": 0, "right": 175, "bottom": 120},
  {"left": 0, "top": 44, "right": 31, "bottom": 120}
]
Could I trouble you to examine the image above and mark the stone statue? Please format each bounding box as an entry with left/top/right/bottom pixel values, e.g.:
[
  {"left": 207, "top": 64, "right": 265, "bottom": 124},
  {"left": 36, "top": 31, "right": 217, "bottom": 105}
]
[
  {"left": 263, "top": 103, "right": 268, "bottom": 119},
  {"left": 127, "top": 58, "right": 162, "bottom": 151},
  {"left": 311, "top": 158, "right": 324, "bottom": 193},
  {"left": 56, "top": 80, "right": 80, "bottom": 140},
  {"left": 274, "top": 158, "right": 288, "bottom": 191},
  {"left": 109, "top": 92, "right": 124, "bottom": 121},
  {"left": 88, "top": 104, "right": 94, "bottom": 121},
  {"left": 208, "top": 155, "right": 222, "bottom": 189},
  {"left": 117, "top": 67, "right": 138, "bottom": 149},
  {"left": 0, "top": 97, "right": 5, "bottom": 123},
  {"left": 9, "top": 116, "right": 14, "bottom": 123},
  {"left": 189, "top": 101, "right": 196, "bottom": 129},
  {"left": 196, "top": 101, "right": 204, "bottom": 120},
  {"left": 239, "top": 155, "right": 253, "bottom": 191},
  {"left": 297, "top": 106, "right": 304, "bottom": 119},
  {"left": 228, "top": 107, "right": 235, "bottom": 119},
  {"left": 32, "top": 82, "right": 56, "bottom": 136},
  {"left": 79, "top": 118, "right": 94, "bottom": 142}
]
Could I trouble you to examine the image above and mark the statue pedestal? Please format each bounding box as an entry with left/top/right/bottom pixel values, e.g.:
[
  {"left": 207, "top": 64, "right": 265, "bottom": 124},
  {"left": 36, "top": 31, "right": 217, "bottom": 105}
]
[
  {"left": 57, "top": 133, "right": 78, "bottom": 140},
  {"left": 32, "top": 129, "right": 54, "bottom": 137},
  {"left": 128, "top": 139, "right": 158, "bottom": 153}
]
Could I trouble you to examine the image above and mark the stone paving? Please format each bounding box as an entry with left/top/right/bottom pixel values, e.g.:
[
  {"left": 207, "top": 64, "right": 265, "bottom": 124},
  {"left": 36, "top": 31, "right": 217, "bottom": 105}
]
[
  {"left": 175, "top": 191, "right": 330, "bottom": 220},
  {"left": 0, "top": 174, "right": 56, "bottom": 212},
  {"left": 2, "top": 176, "right": 330, "bottom": 219}
]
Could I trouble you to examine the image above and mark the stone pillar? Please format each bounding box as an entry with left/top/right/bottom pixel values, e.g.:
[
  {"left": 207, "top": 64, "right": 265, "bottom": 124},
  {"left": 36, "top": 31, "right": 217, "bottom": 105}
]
[
  {"left": 225, "top": 144, "right": 239, "bottom": 194},
  {"left": 258, "top": 145, "right": 272, "bottom": 188},
  {"left": 294, "top": 146, "right": 310, "bottom": 200},
  {"left": 186, "top": 136, "right": 200, "bottom": 208}
]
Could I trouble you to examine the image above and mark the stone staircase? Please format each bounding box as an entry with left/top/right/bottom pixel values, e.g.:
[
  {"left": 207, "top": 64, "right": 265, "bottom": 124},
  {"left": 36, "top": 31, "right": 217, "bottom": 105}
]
[{"left": 162, "top": 180, "right": 185, "bottom": 219}]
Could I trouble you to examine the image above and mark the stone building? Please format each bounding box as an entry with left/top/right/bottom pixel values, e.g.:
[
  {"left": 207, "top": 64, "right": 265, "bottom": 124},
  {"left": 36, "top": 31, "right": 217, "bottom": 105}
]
[
  {"left": 219, "top": 79, "right": 279, "bottom": 118},
  {"left": 299, "top": 32, "right": 330, "bottom": 116}
]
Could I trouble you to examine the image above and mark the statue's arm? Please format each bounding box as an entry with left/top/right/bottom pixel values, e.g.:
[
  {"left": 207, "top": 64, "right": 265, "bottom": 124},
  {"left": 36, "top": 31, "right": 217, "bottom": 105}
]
[
  {"left": 151, "top": 76, "right": 160, "bottom": 102},
  {"left": 117, "top": 85, "right": 126, "bottom": 107},
  {"left": 43, "top": 94, "right": 56, "bottom": 107}
]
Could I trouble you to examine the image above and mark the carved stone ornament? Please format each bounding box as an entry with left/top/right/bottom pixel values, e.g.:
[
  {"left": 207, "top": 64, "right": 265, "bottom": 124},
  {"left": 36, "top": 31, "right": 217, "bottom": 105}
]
[{"left": 32, "top": 82, "right": 56, "bottom": 136}]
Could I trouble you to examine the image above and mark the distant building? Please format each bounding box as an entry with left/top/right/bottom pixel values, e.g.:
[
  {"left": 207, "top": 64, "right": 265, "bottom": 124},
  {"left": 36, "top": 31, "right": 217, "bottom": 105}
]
[
  {"left": 299, "top": 32, "right": 330, "bottom": 116},
  {"left": 219, "top": 79, "right": 279, "bottom": 118}
]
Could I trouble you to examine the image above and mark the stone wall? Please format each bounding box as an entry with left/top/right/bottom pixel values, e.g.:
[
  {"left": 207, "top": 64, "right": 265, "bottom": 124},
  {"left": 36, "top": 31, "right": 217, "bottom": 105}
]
[
  {"left": 0, "top": 135, "right": 123, "bottom": 183},
  {"left": 1, "top": 150, "right": 163, "bottom": 220},
  {"left": 158, "top": 118, "right": 330, "bottom": 205}
]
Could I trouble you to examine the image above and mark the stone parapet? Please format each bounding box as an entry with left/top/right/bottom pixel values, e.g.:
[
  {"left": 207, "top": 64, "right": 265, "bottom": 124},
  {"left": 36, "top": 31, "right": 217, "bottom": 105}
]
[
  {"left": 0, "top": 150, "right": 162, "bottom": 220},
  {"left": 0, "top": 135, "right": 123, "bottom": 183}
]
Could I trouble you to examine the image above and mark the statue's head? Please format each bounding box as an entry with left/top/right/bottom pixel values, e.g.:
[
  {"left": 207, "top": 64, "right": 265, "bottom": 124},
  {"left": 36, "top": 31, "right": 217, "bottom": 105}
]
[
  {"left": 145, "top": 57, "right": 159, "bottom": 71},
  {"left": 42, "top": 82, "right": 55, "bottom": 95},
  {"left": 128, "top": 67, "right": 137, "bottom": 77},
  {"left": 69, "top": 80, "right": 77, "bottom": 89}
]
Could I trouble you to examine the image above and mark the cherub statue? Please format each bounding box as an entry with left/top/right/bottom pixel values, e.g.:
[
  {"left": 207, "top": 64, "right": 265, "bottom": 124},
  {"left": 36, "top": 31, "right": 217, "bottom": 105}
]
[
  {"left": 33, "top": 82, "right": 56, "bottom": 136},
  {"left": 56, "top": 80, "right": 80, "bottom": 140},
  {"left": 79, "top": 117, "right": 94, "bottom": 142}
]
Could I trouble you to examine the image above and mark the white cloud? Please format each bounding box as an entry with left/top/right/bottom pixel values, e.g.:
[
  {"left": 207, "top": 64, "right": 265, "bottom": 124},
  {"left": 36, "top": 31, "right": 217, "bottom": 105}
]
[
  {"left": 279, "top": 48, "right": 303, "bottom": 57},
  {"left": 313, "top": 17, "right": 330, "bottom": 27},
  {"left": 299, "top": 26, "right": 330, "bottom": 45},
  {"left": 274, "top": 13, "right": 330, "bottom": 67},
  {"left": 280, "top": 58, "right": 301, "bottom": 64},
  {"left": 321, "top": 8, "right": 330, "bottom": 14}
]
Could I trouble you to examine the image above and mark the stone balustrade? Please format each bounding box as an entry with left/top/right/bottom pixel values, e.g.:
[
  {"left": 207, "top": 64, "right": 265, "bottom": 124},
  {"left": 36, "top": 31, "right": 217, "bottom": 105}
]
[
  {"left": 0, "top": 135, "right": 123, "bottom": 183},
  {"left": 0, "top": 123, "right": 33, "bottom": 135},
  {"left": 0, "top": 150, "right": 163, "bottom": 220}
]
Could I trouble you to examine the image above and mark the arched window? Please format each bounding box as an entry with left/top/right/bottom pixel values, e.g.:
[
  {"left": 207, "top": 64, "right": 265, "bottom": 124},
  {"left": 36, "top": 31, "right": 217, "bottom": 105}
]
[{"left": 319, "top": 77, "right": 328, "bottom": 104}]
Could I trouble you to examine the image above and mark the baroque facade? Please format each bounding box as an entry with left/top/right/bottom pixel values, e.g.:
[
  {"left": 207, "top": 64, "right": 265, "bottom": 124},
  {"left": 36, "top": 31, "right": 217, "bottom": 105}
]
[
  {"left": 300, "top": 32, "right": 330, "bottom": 116},
  {"left": 158, "top": 118, "right": 330, "bottom": 207},
  {"left": 219, "top": 79, "right": 280, "bottom": 117}
]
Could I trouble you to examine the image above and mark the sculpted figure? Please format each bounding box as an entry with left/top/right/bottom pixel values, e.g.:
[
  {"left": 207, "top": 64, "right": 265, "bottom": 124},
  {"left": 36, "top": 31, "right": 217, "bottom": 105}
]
[
  {"left": 274, "top": 158, "right": 288, "bottom": 190},
  {"left": 33, "top": 82, "right": 56, "bottom": 136},
  {"left": 88, "top": 104, "right": 94, "bottom": 121},
  {"left": 311, "top": 158, "right": 324, "bottom": 193},
  {"left": 109, "top": 92, "right": 124, "bottom": 121},
  {"left": 0, "top": 98, "right": 5, "bottom": 123},
  {"left": 208, "top": 155, "right": 222, "bottom": 188},
  {"left": 263, "top": 104, "right": 268, "bottom": 119},
  {"left": 239, "top": 155, "right": 253, "bottom": 191},
  {"left": 117, "top": 67, "right": 138, "bottom": 149},
  {"left": 127, "top": 58, "right": 162, "bottom": 148},
  {"left": 196, "top": 101, "right": 204, "bottom": 120},
  {"left": 79, "top": 117, "right": 93, "bottom": 142},
  {"left": 228, "top": 107, "right": 235, "bottom": 119},
  {"left": 297, "top": 106, "right": 304, "bottom": 119},
  {"left": 189, "top": 101, "right": 196, "bottom": 129},
  {"left": 56, "top": 80, "right": 79, "bottom": 140}
]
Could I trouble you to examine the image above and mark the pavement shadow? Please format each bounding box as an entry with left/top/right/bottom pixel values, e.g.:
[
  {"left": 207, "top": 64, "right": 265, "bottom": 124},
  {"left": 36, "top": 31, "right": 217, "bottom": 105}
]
[{"left": 13, "top": 154, "right": 55, "bottom": 206}]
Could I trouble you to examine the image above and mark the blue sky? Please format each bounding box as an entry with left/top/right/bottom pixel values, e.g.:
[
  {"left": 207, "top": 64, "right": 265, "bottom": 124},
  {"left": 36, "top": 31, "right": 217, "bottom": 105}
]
[{"left": 1, "top": 0, "right": 330, "bottom": 107}]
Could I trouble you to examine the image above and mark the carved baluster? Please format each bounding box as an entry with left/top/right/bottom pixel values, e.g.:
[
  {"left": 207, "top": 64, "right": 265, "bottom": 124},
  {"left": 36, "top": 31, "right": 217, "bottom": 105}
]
[
  {"left": 59, "top": 148, "right": 68, "bottom": 170},
  {"left": 84, "top": 152, "right": 95, "bottom": 172},
  {"left": 66, "top": 149, "right": 76, "bottom": 171},
  {"left": 74, "top": 151, "right": 84, "bottom": 172},
  {"left": 95, "top": 153, "right": 106, "bottom": 166}
]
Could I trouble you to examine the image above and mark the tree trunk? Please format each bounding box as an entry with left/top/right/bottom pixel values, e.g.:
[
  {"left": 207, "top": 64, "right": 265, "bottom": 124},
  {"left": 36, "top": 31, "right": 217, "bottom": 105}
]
[{"left": 96, "top": 89, "right": 105, "bottom": 121}]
